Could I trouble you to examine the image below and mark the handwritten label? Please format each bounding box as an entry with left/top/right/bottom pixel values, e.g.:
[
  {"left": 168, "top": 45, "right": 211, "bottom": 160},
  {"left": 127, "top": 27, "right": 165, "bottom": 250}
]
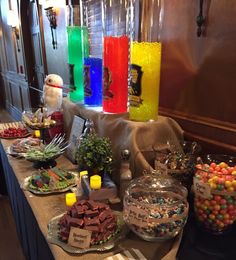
[
  {"left": 68, "top": 227, "right": 92, "bottom": 249},
  {"left": 193, "top": 178, "right": 211, "bottom": 199},
  {"left": 126, "top": 206, "right": 148, "bottom": 228}
]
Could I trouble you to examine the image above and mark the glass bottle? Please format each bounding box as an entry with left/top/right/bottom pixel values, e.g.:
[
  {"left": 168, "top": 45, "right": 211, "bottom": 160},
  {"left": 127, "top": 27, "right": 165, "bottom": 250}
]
[
  {"left": 119, "top": 149, "right": 132, "bottom": 201},
  {"left": 129, "top": 0, "right": 163, "bottom": 121},
  {"left": 67, "top": 0, "right": 89, "bottom": 103},
  {"left": 102, "top": 0, "right": 131, "bottom": 113},
  {"left": 83, "top": 1, "right": 103, "bottom": 107}
]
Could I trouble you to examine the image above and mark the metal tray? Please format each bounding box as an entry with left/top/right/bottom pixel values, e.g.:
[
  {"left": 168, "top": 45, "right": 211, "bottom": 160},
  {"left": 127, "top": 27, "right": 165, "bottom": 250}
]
[
  {"left": 21, "top": 173, "right": 77, "bottom": 195},
  {"left": 47, "top": 211, "right": 128, "bottom": 254}
]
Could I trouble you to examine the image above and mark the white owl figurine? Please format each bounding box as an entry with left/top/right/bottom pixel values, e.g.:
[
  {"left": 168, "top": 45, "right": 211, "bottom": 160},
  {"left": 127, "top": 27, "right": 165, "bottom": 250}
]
[{"left": 43, "top": 74, "right": 63, "bottom": 113}]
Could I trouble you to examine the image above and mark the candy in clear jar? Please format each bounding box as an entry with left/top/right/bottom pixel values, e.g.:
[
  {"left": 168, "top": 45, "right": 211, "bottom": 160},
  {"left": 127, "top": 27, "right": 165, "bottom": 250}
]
[
  {"left": 123, "top": 174, "right": 189, "bottom": 241},
  {"left": 193, "top": 154, "right": 236, "bottom": 234}
]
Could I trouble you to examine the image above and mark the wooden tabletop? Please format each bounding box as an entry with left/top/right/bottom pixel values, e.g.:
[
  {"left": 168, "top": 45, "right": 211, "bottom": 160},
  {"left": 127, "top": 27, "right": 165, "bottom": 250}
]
[{"left": 1, "top": 138, "right": 179, "bottom": 260}]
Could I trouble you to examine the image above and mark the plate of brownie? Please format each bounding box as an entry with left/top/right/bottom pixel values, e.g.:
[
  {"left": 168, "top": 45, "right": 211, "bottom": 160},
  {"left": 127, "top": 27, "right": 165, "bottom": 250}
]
[{"left": 47, "top": 200, "right": 128, "bottom": 253}]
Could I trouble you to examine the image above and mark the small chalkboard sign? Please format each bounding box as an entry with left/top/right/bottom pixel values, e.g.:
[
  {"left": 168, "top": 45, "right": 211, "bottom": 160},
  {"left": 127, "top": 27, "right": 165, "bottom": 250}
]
[{"left": 66, "top": 115, "right": 86, "bottom": 163}]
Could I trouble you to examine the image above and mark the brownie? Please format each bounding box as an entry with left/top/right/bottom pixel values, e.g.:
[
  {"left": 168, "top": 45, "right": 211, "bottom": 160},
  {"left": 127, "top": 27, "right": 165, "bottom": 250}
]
[
  {"left": 58, "top": 200, "right": 117, "bottom": 245},
  {"left": 85, "top": 210, "right": 99, "bottom": 218}
]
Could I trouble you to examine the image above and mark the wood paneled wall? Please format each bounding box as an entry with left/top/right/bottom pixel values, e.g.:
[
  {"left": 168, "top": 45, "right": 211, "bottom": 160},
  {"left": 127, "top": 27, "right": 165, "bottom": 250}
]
[
  {"left": 0, "top": 0, "right": 30, "bottom": 120},
  {"left": 0, "top": 0, "right": 235, "bottom": 155},
  {"left": 41, "top": 6, "right": 70, "bottom": 85},
  {"left": 158, "top": 0, "right": 236, "bottom": 155}
]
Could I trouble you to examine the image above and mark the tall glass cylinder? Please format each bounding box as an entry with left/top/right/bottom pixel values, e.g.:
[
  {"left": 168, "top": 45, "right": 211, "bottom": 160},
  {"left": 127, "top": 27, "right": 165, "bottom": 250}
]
[
  {"left": 83, "top": 1, "right": 103, "bottom": 107},
  {"left": 67, "top": 1, "right": 89, "bottom": 103},
  {"left": 102, "top": 0, "right": 131, "bottom": 113},
  {"left": 129, "top": 0, "right": 163, "bottom": 121}
]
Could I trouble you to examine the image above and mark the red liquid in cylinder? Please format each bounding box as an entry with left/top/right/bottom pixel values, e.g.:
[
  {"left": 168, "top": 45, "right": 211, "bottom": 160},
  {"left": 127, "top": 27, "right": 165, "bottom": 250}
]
[{"left": 103, "top": 36, "right": 129, "bottom": 113}]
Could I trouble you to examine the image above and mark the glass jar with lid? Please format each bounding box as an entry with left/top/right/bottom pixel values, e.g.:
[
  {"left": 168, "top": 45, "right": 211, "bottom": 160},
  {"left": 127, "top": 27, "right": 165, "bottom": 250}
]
[
  {"left": 123, "top": 174, "right": 189, "bottom": 241},
  {"left": 194, "top": 154, "right": 236, "bottom": 234}
]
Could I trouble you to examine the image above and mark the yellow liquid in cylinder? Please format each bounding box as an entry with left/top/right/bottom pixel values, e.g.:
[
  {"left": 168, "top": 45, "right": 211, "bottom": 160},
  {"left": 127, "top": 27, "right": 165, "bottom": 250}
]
[{"left": 129, "top": 42, "right": 162, "bottom": 121}]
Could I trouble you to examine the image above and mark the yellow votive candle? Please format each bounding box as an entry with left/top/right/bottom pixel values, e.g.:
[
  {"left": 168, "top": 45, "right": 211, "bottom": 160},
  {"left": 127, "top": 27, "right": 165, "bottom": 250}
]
[
  {"left": 34, "top": 130, "right": 41, "bottom": 138},
  {"left": 90, "top": 175, "right": 102, "bottom": 190},
  {"left": 65, "top": 192, "right": 77, "bottom": 207},
  {"left": 80, "top": 170, "right": 88, "bottom": 180}
]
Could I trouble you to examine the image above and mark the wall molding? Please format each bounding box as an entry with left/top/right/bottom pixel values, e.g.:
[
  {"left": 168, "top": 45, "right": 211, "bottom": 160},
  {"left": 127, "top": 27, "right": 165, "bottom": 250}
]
[
  {"left": 6, "top": 101, "right": 22, "bottom": 121},
  {"left": 159, "top": 107, "right": 236, "bottom": 154},
  {"left": 3, "top": 71, "right": 28, "bottom": 85}
]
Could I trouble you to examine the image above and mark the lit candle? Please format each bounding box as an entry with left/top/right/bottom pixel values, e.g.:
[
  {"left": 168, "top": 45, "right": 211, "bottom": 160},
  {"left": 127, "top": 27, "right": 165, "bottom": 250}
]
[
  {"left": 80, "top": 170, "right": 88, "bottom": 180},
  {"left": 65, "top": 192, "right": 77, "bottom": 207},
  {"left": 90, "top": 175, "right": 102, "bottom": 190},
  {"left": 34, "top": 130, "right": 41, "bottom": 138}
]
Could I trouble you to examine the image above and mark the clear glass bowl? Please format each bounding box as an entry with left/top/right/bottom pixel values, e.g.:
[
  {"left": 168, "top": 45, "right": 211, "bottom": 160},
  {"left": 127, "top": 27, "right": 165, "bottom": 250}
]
[
  {"left": 194, "top": 154, "right": 236, "bottom": 234},
  {"left": 155, "top": 141, "right": 201, "bottom": 190},
  {"left": 123, "top": 175, "right": 189, "bottom": 241}
]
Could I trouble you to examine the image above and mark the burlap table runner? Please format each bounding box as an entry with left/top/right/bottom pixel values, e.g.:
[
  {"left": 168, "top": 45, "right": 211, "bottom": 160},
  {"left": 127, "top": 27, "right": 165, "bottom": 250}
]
[{"left": 62, "top": 98, "right": 184, "bottom": 184}]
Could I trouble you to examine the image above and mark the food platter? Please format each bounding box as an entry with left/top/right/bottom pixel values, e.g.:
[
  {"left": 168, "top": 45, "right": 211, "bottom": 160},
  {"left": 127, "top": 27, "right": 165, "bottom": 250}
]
[
  {"left": 47, "top": 211, "right": 128, "bottom": 254},
  {"left": 0, "top": 122, "right": 30, "bottom": 139},
  {"left": 22, "top": 108, "right": 56, "bottom": 130},
  {"left": 24, "top": 134, "right": 68, "bottom": 166},
  {"left": 7, "top": 138, "right": 42, "bottom": 158},
  {"left": 21, "top": 168, "right": 77, "bottom": 195}
]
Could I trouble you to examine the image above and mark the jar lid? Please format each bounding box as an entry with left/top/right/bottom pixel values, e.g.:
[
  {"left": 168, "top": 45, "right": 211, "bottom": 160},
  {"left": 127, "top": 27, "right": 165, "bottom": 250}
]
[{"left": 126, "top": 174, "right": 188, "bottom": 200}]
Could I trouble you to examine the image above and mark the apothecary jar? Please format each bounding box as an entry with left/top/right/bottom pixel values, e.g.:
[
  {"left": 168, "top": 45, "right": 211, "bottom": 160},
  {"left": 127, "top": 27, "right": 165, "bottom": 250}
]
[{"left": 123, "top": 175, "right": 189, "bottom": 241}]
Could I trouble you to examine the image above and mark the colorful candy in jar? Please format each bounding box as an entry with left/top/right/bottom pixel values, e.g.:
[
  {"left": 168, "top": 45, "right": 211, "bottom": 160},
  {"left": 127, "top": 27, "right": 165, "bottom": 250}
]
[
  {"left": 67, "top": 26, "right": 89, "bottom": 103},
  {"left": 84, "top": 57, "right": 102, "bottom": 106},
  {"left": 194, "top": 161, "right": 236, "bottom": 233},
  {"left": 103, "top": 36, "right": 129, "bottom": 113},
  {"left": 129, "top": 42, "right": 161, "bottom": 121}
]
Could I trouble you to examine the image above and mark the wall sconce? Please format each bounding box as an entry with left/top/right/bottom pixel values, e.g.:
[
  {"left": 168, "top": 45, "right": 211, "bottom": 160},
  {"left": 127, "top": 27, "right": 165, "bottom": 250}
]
[
  {"left": 45, "top": 6, "right": 58, "bottom": 49},
  {"left": 7, "top": 9, "right": 20, "bottom": 52},
  {"left": 39, "top": 0, "right": 66, "bottom": 49}
]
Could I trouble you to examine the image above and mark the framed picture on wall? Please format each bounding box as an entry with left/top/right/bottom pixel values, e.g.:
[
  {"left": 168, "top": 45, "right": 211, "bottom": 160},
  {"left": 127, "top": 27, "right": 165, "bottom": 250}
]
[{"left": 66, "top": 115, "right": 86, "bottom": 163}]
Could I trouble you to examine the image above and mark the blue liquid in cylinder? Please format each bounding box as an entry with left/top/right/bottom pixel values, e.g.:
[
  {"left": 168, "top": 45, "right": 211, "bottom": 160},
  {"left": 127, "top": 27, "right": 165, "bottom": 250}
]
[{"left": 84, "top": 57, "right": 102, "bottom": 106}]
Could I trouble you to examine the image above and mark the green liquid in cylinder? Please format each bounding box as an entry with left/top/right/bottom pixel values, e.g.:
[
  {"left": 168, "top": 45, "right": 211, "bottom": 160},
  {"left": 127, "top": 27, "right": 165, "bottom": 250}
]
[{"left": 67, "top": 26, "right": 89, "bottom": 103}]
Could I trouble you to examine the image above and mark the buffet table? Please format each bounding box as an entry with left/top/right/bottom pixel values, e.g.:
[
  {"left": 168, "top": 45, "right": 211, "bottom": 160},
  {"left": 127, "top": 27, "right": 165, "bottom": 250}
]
[{"left": 0, "top": 139, "right": 182, "bottom": 260}]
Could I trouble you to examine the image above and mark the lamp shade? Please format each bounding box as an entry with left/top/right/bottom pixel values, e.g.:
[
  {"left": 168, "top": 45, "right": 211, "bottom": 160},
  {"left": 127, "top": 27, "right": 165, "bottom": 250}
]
[
  {"left": 40, "top": 0, "right": 66, "bottom": 8},
  {"left": 7, "top": 10, "right": 19, "bottom": 27}
]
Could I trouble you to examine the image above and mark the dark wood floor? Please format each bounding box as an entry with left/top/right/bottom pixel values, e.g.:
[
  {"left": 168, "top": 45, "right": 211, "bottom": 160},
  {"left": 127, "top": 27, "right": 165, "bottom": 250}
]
[
  {"left": 0, "top": 196, "right": 25, "bottom": 260},
  {"left": 0, "top": 109, "right": 26, "bottom": 260}
]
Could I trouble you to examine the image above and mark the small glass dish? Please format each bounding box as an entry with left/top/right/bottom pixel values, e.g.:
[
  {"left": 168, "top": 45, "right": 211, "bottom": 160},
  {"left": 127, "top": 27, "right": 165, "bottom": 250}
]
[
  {"left": 123, "top": 175, "right": 189, "bottom": 241},
  {"left": 155, "top": 141, "right": 201, "bottom": 190}
]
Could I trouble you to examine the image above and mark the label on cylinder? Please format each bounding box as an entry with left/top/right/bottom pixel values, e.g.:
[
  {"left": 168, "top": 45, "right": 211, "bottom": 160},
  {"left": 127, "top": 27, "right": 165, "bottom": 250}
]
[
  {"left": 129, "top": 64, "right": 143, "bottom": 107},
  {"left": 84, "top": 65, "right": 92, "bottom": 97},
  {"left": 103, "top": 67, "right": 114, "bottom": 99}
]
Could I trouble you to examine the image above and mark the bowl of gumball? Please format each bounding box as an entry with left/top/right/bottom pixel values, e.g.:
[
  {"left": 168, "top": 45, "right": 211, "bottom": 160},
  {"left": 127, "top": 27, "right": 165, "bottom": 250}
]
[
  {"left": 123, "top": 174, "right": 189, "bottom": 241},
  {"left": 193, "top": 154, "right": 236, "bottom": 234}
]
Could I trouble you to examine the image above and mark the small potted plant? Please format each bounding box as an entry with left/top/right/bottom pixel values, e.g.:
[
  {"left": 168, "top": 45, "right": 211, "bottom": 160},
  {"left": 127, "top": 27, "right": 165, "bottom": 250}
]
[{"left": 75, "top": 133, "right": 113, "bottom": 177}]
